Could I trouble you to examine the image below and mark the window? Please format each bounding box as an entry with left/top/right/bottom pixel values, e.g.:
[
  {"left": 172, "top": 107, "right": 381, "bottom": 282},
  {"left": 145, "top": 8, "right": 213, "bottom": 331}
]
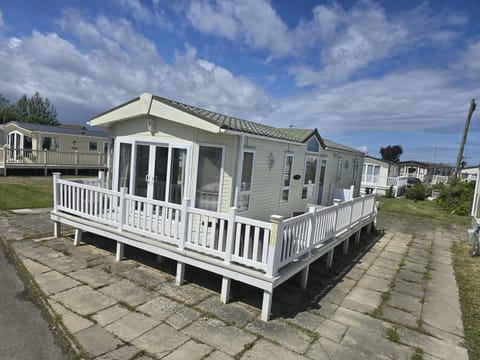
[
  {"left": 195, "top": 146, "right": 223, "bottom": 211},
  {"left": 306, "top": 137, "right": 320, "bottom": 152},
  {"left": 117, "top": 143, "right": 132, "bottom": 191},
  {"left": 169, "top": 148, "right": 187, "bottom": 204},
  {"left": 302, "top": 156, "right": 317, "bottom": 199},
  {"left": 103, "top": 142, "right": 109, "bottom": 154},
  {"left": 336, "top": 158, "right": 343, "bottom": 180},
  {"left": 352, "top": 159, "right": 359, "bottom": 185},
  {"left": 363, "top": 164, "right": 380, "bottom": 184},
  {"left": 42, "top": 136, "right": 59, "bottom": 151},
  {"left": 281, "top": 153, "right": 293, "bottom": 203},
  {"left": 238, "top": 151, "right": 254, "bottom": 211},
  {"left": 89, "top": 141, "right": 98, "bottom": 152}
]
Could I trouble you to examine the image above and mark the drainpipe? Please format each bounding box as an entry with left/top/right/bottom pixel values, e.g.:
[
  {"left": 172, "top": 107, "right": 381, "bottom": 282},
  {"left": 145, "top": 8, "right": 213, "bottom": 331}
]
[{"left": 234, "top": 134, "right": 245, "bottom": 207}]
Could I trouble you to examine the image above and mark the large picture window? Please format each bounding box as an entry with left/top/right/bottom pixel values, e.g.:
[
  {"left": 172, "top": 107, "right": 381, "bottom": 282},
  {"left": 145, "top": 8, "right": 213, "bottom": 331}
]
[
  {"left": 195, "top": 146, "right": 223, "bottom": 211},
  {"left": 117, "top": 143, "right": 132, "bottom": 190},
  {"left": 238, "top": 151, "right": 254, "bottom": 211},
  {"left": 42, "top": 136, "right": 59, "bottom": 151},
  {"left": 281, "top": 153, "right": 293, "bottom": 203},
  {"left": 302, "top": 155, "right": 318, "bottom": 199}
]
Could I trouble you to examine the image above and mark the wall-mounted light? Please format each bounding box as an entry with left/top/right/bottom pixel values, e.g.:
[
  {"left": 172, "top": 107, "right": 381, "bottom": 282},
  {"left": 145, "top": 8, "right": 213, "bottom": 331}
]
[{"left": 268, "top": 152, "right": 275, "bottom": 170}]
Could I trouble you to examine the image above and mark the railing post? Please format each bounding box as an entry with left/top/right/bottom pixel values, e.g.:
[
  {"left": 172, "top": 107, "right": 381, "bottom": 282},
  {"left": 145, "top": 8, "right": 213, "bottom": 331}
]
[
  {"left": 333, "top": 203, "right": 339, "bottom": 234},
  {"left": 266, "top": 215, "right": 284, "bottom": 277},
  {"left": 360, "top": 195, "right": 365, "bottom": 218},
  {"left": 75, "top": 150, "right": 79, "bottom": 175},
  {"left": 98, "top": 170, "right": 105, "bottom": 188},
  {"left": 118, "top": 187, "right": 127, "bottom": 231},
  {"left": 179, "top": 198, "right": 191, "bottom": 251},
  {"left": 52, "top": 172, "right": 61, "bottom": 212},
  {"left": 307, "top": 207, "right": 316, "bottom": 255},
  {"left": 224, "top": 206, "right": 238, "bottom": 264}
]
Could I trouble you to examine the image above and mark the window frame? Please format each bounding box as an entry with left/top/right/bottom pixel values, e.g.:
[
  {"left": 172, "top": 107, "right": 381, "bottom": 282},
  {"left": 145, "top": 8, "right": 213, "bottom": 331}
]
[
  {"left": 280, "top": 153, "right": 294, "bottom": 204},
  {"left": 238, "top": 149, "right": 255, "bottom": 212},
  {"left": 194, "top": 143, "right": 225, "bottom": 212},
  {"left": 336, "top": 157, "right": 343, "bottom": 180},
  {"left": 302, "top": 154, "right": 318, "bottom": 199},
  {"left": 89, "top": 141, "right": 98, "bottom": 152}
]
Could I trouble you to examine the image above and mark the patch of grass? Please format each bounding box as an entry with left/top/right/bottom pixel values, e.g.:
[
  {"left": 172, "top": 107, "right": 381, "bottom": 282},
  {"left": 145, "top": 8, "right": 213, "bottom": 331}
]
[
  {"left": 386, "top": 327, "right": 400, "bottom": 343},
  {"left": 452, "top": 241, "right": 480, "bottom": 359},
  {"left": 411, "top": 347, "right": 423, "bottom": 360},
  {"left": 0, "top": 183, "right": 53, "bottom": 209},
  {"left": 378, "top": 197, "right": 470, "bottom": 227}
]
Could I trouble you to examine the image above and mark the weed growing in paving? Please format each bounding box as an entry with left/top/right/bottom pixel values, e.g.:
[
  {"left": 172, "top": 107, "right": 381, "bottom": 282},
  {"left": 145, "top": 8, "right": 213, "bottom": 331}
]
[
  {"left": 411, "top": 347, "right": 424, "bottom": 360},
  {"left": 386, "top": 327, "right": 400, "bottom": 343}
]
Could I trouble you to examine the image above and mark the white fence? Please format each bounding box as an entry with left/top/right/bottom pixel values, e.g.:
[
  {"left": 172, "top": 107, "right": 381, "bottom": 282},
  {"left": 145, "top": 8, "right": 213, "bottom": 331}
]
[
  {"left": 53, "top": 175, "right": 377, "bottom": 277},
  {"left": 1, "top": 146, "right": 107, "bottom": 168}
]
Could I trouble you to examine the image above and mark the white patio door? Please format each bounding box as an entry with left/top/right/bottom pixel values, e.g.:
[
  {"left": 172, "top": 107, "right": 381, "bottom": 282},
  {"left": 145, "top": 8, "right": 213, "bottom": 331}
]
[{"left": 134, "top": 143, "right": 169, "bottom": 201}]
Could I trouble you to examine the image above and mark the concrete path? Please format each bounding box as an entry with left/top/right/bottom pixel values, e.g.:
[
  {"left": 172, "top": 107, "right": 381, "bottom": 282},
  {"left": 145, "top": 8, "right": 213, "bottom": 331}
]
[
  {"left": 0, "top": 216, "right": 68, "bottom": 359},
  {"left": 0, "top": 209, "right": 469, "bottom": 359}
]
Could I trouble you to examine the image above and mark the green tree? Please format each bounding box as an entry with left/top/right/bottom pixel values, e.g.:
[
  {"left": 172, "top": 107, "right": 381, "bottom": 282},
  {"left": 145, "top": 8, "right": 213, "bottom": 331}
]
[
  {"left": 1, "top": 92, "right": 59, "bottom": 125},
  {"left": 380, "top": 145, "right": 403, "bottom": 163}
]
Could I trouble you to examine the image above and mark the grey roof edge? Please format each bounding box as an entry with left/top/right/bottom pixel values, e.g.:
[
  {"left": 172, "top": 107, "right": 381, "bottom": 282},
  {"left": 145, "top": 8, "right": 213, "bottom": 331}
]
[
  {"left": 323, "top": 138, "right": 365, "bottom": 155},
  {"left": 5, "top": 121, "right": 108, "bottom": 138}
]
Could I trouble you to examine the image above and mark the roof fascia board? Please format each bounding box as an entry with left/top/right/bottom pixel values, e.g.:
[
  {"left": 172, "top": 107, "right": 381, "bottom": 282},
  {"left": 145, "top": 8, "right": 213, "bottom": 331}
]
[{"left": 88, "top": 94, "right": 151, "bottom": 127}]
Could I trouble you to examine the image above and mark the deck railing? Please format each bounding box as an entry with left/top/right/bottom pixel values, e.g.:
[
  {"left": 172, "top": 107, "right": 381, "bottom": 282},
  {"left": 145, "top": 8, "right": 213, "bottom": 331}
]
[
  {"left": 53, "top": 174, "right": 376, "bottom": 277},
  {"left": 2, "top": 146, "right": 107, "bottom": 167}
]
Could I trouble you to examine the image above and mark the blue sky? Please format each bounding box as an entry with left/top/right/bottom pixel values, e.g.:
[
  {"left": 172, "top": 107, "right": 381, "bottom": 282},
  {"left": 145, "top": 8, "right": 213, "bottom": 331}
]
[{"left": 1, "top": 0, "right": 479, "bottom": 164}]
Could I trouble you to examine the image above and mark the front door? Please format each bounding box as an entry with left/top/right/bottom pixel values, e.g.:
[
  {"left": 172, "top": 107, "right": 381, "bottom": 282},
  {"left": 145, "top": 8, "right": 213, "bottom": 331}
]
[{"left": 116, "top": 141, "right": 188, "bottom": 204}]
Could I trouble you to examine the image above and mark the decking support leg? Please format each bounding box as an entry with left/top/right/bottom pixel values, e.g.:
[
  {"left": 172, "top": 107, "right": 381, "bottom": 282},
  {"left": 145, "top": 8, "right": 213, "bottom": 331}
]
[
  {"left": 261, "top": 290, "right": 273, "bottom": 321},
  {"left": 326, "top": 249, "right": 334, "bottom": 268},
  {"left": 54, "top": 221, "right": 61, "bottom": 238},
  {"left": 343, "top": 238, "right": 349, "bottom": 255},
  {"left": 73, "top": 229, "right": 82, "bottom": 246},
  {"left": 367, "top": 222, "right": 372, "bottom": 234},
  {"left": 221, "top": 277, "right": 231, "bottom": 304},
  {"left": 300, "top": 265, "right": 309, "bottom": 290},
  {"left": 116, "top": 242, "right": 124, "bottom": 261},
  {"left": 176, "top": 262, "right": 185, "bottom": 285},
  {"left": 355, "top": 230, "right": 361, "bottom": 245}
]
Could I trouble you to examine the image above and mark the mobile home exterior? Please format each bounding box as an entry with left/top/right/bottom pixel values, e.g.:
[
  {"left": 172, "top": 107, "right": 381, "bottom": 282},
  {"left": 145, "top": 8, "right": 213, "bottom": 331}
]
[{"left": 51, "top": 93, "right": 376, "bottom": 320}]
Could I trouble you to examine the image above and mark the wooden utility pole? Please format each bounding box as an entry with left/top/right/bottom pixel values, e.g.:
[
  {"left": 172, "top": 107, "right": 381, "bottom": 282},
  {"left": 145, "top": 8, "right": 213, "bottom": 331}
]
[{"left": 454, "top": 99, "right": 476, "bottom": 178}]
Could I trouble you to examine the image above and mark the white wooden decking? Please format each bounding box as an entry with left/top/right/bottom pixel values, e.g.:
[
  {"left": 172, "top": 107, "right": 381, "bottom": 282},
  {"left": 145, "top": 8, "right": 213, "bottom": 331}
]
[
  {"left": 0, "top": 147, "right": 107, "bottom": 175},
  {"left": 50, "top": 173, "right": 377, "bottom": 320}
]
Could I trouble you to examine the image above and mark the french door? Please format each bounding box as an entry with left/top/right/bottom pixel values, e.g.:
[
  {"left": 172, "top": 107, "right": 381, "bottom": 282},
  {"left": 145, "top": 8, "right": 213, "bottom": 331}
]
[{"left": 116, "top": 140, "right": 188, "bottom": 204}]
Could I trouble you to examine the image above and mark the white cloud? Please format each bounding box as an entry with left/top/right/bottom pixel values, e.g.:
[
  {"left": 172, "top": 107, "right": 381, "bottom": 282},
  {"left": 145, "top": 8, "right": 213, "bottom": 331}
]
[
  {"left": 460, "top": 40, "right": 480, "bottom": 75},
  {"left": 0, "top": 10, "right": 272, "bottom": 123},
  {"left": 116, "top": 0, "right": 153, "bottom": 23},
  {"left": 269, "top": 69, "right": 478, "bottom": 135},
  {"left": 0, "top": 10, "right": 4, "bottom": 29},
  {"left": 186, "top": 0, "right": 294, "bottom": 57}
]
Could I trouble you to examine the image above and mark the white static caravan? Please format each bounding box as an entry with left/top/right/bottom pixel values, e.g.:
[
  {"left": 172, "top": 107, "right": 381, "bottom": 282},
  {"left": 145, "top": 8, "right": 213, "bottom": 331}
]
[
  {"left": 360, "top": 156, "right": 406, "bottom": 197},
  {"left": 51, "top": 93, "right": 376, "bottom": 320}
]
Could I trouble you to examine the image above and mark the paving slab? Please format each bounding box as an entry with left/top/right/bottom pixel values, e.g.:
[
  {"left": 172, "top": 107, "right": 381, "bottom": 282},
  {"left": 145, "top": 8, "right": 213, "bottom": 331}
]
[
  {"left": 21, "top": 258, "right": 51, "bottom": 275},
  {"left": 205, "top": 350, "right": 234, "bottom": 359},
  {"left": 393, "top": 279, "right": 424, "bottom": 298},
  {"left": 245, "top": 319, "right": 313, "bottom": 353},
  {"left": 105, "top": 312, "right": 160, "bottom": 342},
  {"left": 382, "top": 306, "right": 419, "bottom": 328},
  {"left": 165, "top": 306, "right": 202, "bottom": 330},
  {"left": 61, "top": 310, "right": 94, "bottom": 334},
  {"left": 69, "top": 266, "right": 121, "bottom": 288},
  {"left": 242, "top": 339, "right": 309, "bottom": 359},
  {"left": 397, "top": 327, "right": 469, "bottom": 360},
  {"left": 401, "top": 260, "right": 427, "bottom": 274},
  {"left": 386, "top": 291, "right": 422, "bottom": 315},
  {"left": 137, "top": 295, "right": 182, "bottom": 322},
  {"left": 132, "top": 323, "right": 190, "bottom": 358},
  {"left": 95, "top": 344, "right": 141, "bottom": 360},
  {"left": 92, "top": 304, "right": 130, "bottom": 327},
  {"left": 162, "top": 339, "right": 213, "bottom": 360},
  {"left": 76, "top": 325, "right": 123, "bottom": 358},
  {"left": 286, "top": 310, "right": 325, "bottom": 332},
  {"left": 183, "top": 318, "right": 256, "bottom": 356},
  {"left": 99, "top": 279, "right": 156, "bottom": 307},
  {"left": 422, "top": 302, "right": 464, "bottom": 336},
  {"left": 314, "top": 319, "right": 347, "bottom": 342},
  {"left": 16, "top": 245, "right": 64, "bottom": 262},
  {"left": 356, "top": 274, "right": 391, "bottom": 292},
  {"left": 397, "top": 269, "right": 425, "bottom": 284},
  {"left": 158, "top": 281, "right": 212, "bottom": 305},
  {"left": 379, "top": 250, "right": 404, "bottom": 262},
  {"left": 330, "top": 306, "right": 390, "bottom": 333},
  {"left": 196, "top": 297, "right": 257, "bottom": 326},
  {"left": 344, "top": 266, "right": 365, "bottom": 281},
  {"left": 53, "top": 285, "right": 116, "bottom": 315},
  {"left": 34, "top": 270, "right": 81, "bottom": 295},
  {"left": 365, "top": 264, "right": 397, "bottom": 280},
  {"left": 117, "top": 265, "right": 169, "bottom": 288},
  {"left": 341, "top": 286, "right": 382, "bottom": 313},
  {"left": 305, "top": 337, "right": 338, "bottom": 360}
]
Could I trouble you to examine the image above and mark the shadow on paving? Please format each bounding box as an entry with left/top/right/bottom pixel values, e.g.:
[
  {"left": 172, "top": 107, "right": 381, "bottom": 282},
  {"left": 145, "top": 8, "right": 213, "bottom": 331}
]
[{"left": 76, "top": 227, "right": 383, "bottom": 320}]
